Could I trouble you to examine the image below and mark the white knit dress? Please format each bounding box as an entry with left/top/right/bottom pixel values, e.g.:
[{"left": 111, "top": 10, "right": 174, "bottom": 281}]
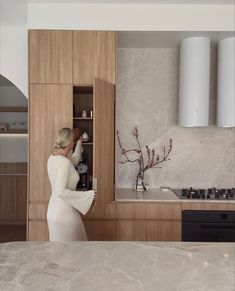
[{"left": 47, "top": 141, "right": 94, "bottom": 241}]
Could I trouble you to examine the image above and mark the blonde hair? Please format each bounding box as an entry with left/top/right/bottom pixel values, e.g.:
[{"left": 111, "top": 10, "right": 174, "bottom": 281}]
[{"left": 54, "top": 128, "right": 74, "bottom": 149}]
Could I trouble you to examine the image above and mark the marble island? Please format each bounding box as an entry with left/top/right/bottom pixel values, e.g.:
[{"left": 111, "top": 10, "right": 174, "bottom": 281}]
[{"left": 0, "top": 241, "right": 234, "bottom": 291}]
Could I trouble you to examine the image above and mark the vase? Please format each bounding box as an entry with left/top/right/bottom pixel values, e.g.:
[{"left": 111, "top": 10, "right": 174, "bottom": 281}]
[{"left": 135, "top": 171, "right": 149, "bottom": 191}]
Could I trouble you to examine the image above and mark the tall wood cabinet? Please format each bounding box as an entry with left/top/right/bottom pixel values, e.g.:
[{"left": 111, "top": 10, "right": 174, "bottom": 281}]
[{"left": 28, "top": 30, "right": 116, "bottom": 241}]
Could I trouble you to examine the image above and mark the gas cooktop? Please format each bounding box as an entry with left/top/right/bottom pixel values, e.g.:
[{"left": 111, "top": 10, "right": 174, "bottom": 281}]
[{"left": 172, "top": 187, "right": 235, "bottom": 200}]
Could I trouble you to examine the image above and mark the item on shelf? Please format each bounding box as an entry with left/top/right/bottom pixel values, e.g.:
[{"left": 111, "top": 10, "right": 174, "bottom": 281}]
[
  {"left": 82, "top": 110, "right": 87, "bottom": 118},
  {"left": 0, "top": 123, "right": 9, "bottom": 131},
  {"left": 90, "top": 110, "right": 93, "bottom": 118},
  {"left": 82, "top": 132, "right": 89, "bottom": 142},
  {"left": 76, "top": 162, "right": 88, "bottom": 174}
]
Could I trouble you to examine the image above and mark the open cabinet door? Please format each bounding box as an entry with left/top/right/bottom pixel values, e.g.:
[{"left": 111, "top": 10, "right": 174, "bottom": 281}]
[{"left": 93, "top": 78, "right": 115, "bottom": 207}]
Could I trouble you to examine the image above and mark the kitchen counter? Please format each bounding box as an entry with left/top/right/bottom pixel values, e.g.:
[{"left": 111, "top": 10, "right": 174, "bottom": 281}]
[
  {"left": 115, "top": 188, "right": 179, "bottom": 202},
  {"left": 0, "top": 241, "right": 234, "bottom": 291},
  {"left": 115, "top": 188, "right": 235, "bottom": 203}
]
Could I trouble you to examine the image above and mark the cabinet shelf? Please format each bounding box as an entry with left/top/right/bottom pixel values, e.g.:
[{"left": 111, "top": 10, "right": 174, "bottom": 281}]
[
  {"left": 83, "top": 142, "right": 93, "bottom": 146},
  {"left": 0, "top": 107, "right": 28, "bottom": 112},
  {"left": 73, "top": 117, "right": 93, "bottom": 121},
  {"left": 0, "top": 219, "right": 26, "bottom": 226},
  {"left": 0, "top": 129, "right": 28, "bottom": 134}
]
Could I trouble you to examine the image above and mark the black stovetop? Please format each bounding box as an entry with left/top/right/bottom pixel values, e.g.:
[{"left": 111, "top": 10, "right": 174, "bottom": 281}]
[{"left": 172, "top": 187, "right": 235, "bottom": 200}]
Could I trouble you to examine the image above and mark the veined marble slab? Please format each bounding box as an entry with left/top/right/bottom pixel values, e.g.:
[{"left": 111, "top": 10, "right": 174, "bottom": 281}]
[{"left": 0, "top": 242, "right": 234, "bottom": 291}]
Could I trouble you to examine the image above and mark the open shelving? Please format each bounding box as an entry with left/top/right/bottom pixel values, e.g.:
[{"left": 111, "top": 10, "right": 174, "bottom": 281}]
[
  {"left": 0, "top": 106, "right": 28, "bottom": 134},
  {"left": 73, "top": 85, "right": 93, "bottom": 191}
]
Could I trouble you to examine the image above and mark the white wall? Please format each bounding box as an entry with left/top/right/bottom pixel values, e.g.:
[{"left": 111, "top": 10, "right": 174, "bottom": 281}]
[
  {"left": 0, "top": 0, "right": 28, "bottom": 97},
  {"left": 0, "top": 135, "right": 27, "bottom": 162},
  {"left": 27, "top": 3, "right": 234, "bottom": 31},
  {"left": 0, "top": 2, "right": 234, "bottom": 97}
]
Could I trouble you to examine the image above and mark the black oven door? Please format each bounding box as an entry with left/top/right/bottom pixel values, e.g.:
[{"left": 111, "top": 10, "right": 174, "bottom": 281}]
[{"left": 182, "top": 210, "right": 235, "bottom": 242}]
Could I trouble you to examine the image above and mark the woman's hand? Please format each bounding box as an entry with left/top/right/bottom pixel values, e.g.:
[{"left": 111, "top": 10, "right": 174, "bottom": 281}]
[
  {"left": 94, "top": 191, "right": 98, "bottom": 200},
  {"left": 91, "top": 191, "right": 98, "bottom": 212},
  {"left": 73, "top": 128, "right": 82, "bottom": 143}
]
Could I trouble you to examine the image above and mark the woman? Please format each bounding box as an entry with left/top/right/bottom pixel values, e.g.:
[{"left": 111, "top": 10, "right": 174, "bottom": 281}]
[{"left": 47, "top": 128, "right": 96, "bottom": 241}]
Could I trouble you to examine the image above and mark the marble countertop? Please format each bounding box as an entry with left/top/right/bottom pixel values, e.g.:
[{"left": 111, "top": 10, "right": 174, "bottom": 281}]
[
  {"left": 115, "top": 188, "right": 179, "bottom": 202},
  {"left": 115, "top": 188, "right": 235, "bottom": 203},
  {"left": 0, "top": 241, "right": 234, "bottom": 291}
]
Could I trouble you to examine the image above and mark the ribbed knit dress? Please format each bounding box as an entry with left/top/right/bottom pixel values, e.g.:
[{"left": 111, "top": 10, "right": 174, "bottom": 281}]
[{"left": 47, "top": 141, "right": 94, "bottom": 241}]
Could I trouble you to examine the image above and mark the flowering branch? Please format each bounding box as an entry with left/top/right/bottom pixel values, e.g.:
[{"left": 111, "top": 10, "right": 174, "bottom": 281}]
[{"left": 117, "top": 127, "right": 173, "bottom": 177}]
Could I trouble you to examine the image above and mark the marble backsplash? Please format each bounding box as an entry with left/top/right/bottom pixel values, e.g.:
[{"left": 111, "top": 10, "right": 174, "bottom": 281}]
[{"left": 116, "top": 48, "right": 235, "bottom": 188}]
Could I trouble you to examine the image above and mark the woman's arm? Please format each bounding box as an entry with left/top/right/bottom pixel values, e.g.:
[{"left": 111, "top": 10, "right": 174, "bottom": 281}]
[
  {"left": 55, "top": 159, "right": 94, "bottom": 215},
  {"left": 68, "top": 140, "right": 83, "bottom": 166}
]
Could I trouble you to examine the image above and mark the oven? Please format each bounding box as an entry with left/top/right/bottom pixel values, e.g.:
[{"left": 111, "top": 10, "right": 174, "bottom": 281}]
[{"left": 182, "top": 210, "right": 235, "bottom": 242}]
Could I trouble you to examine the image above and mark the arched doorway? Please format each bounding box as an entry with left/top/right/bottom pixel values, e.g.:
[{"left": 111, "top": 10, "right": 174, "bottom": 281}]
[{"left": 0, "top": 75, "right": 28, "bottom": 242}]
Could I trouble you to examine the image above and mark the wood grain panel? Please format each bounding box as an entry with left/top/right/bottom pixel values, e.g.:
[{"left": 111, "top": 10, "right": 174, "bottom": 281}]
[
  {"left": 29, "top": 30, "right": 72, "bottom": 84},
  {"left": 73, "top": 31, "right": 116, "bottom": 84},
  {"left": 0, "top": 163, "right": 27, "bottom": 174},
  {"left": 0, "top": 176, "right": 17, "bottom": 220},
  {"left": 146, "top": 221, "right": 181, "bottom": 241},
  {"left": 29, "top": 203, "right": 48, "bottom": 220},
  {"left": 117, "top": 220, "right": 146, "bottom": 241},
  {"left": 29, "top": 84, "right": 73, "bottom": 202},
  {"left": 93, "top": 79, "right": 115, "bottom": 207},
  {"left": 0, "top": 225, "right": 26, "bottom": 243},
  {"left": 182, "top": 202, "right": 235, "bottom": 211},
  {"left": 84, "top": 219, "right": 116, "bottom": 241},
  {"left": 28, "top": 221, "right": 49, "bottom": 241},
  {"left": 82, "top": 203, "right": 116, "bottom": 219},
  {"left": 117, "top": 203, "right": 181, "bottom": 220},
  {"left": 117, "top": 203, "right": 146, "bottom": 219},
  {"left": 16, "top": 176, "right": 27, "bottom": 220},
  {"left": 146, "top": 203, "right": 181, "bottom": 220}
]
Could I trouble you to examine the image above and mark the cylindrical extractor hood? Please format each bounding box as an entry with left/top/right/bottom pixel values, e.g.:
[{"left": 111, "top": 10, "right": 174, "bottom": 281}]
[
  {"left": 217, "top": 37, "right": 235, "bottom": 128},
  {"left": 178, "top": 37, "right": 211, "bottom": 127}
]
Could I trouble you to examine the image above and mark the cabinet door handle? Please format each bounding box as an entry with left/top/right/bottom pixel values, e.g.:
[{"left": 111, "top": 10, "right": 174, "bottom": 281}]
[{"left": 93, "top": 177, "right": 98, "bottom": 191}]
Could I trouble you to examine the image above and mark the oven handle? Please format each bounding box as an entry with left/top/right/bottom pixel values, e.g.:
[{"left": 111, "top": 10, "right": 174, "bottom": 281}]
[{"left": 200, "top": 224, "right": 235, "bottom": 230}]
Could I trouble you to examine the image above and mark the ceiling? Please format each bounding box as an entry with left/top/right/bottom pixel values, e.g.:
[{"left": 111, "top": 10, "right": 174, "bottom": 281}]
[
  {"left": 2, "top": 0, "right": 234, "bottom": 4},
  {"left": 118, "top": 31, "right": 235, "bottom": 48}
]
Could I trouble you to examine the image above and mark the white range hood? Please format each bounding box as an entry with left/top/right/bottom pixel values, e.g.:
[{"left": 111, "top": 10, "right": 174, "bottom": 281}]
[
  {"left": 178, "top": 37, "right": 211, "bottom": 127},
  {"left": 217, "top": 37, "right": 235, "bottom": 128}
]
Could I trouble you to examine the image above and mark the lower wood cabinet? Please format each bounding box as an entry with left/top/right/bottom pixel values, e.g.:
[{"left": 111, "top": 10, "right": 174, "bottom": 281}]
[
  {"left": 117, "top": 202, "right": 182, "bottom": 241},
  {"left": 117, "top": 220, "right": 146, "bottom": 241},
  {"left": 117, "top": 220, "right": 181, "bottom": 241},
  {"left": 28, "top": 221, "right": 49, "bottom": 241},
  {"left": 0, "top": 174, "right": 27, "bottom": 242},
  {"left": 83, "top": 220, "right": 117, "bottom": 241},
  {"left": 146, "top": 221, "right": 181, "bottom": 241}
]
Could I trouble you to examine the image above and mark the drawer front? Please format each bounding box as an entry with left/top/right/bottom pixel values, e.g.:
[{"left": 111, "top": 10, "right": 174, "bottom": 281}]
[{"left": 117, "top": 203, "right": 181, "bottom": 220}]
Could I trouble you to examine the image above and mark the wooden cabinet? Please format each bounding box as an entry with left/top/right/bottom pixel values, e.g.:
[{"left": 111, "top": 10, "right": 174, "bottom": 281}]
[
  {"left": 28, "top": 30, "right": 116, "bottom": 241},
  {"left": 84, "top": 220, "right": 117, "bottom": 241},
  {"left": 28, "top": 221, "right": 49, "bottom": 241},
  {"left": 29, "top": 30, "right": 73, "bottom": 84},
  {"left": 0, "top": 173, "right": 27, "bottom": 242},
  {"left": 0, "top": 176, "right": 17, "bottom": 220},
  {"left": 73, "top": 79, "right": 115, "bottom": 207},
  {"left": 117, "top": 220, "right": 146, "bottom": 241},
  {"left": 73, "top": 31, "right": 116, "bottom": 84},
  {"left": 29, "top": 84, "right": 73, "bottom": 202},
  {"left": 117, "top": 203, "right": 181, "bottom": 241}
]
